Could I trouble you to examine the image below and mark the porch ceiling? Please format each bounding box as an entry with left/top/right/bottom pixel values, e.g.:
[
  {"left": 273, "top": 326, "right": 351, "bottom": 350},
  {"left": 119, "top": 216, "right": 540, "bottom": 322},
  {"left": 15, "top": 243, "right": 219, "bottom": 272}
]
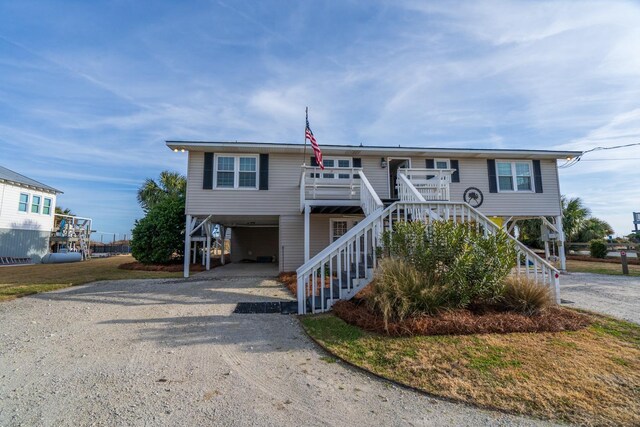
[
  {"left": 310, "top": 205, "right": 364, "bottom": 215},
  {"left": 192, "top": 215, "right": 279, "bottom": 227}
]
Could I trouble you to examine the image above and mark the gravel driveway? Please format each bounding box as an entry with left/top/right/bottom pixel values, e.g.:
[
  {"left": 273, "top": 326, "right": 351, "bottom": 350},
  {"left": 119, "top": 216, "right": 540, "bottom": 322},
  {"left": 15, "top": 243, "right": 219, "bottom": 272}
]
[
  {"left": 0, "top": 264, "right": 554, "bottom": 426},
  {"left": 560, "top": 272, "right": 640, "bottom": 324}
]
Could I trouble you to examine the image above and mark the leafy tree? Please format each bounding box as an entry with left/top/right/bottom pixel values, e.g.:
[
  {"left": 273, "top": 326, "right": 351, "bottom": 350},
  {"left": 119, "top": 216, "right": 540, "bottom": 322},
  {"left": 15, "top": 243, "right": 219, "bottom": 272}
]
[
  {"left": 575, "top": 218, "right": 613, "bottom": 243},
  {"left": 131, "top": 196, "right": 185, "bottom": 264},
  {"left": 137, "top": 171, "right": 186, "bottom": 212},
  {"left": 562, "top": 196, "right": 591, "bottom": 243}
]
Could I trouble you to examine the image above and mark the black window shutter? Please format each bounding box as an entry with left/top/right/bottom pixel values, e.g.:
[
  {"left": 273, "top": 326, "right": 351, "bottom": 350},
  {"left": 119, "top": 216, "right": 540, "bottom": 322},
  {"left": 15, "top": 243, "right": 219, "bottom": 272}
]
[
  {"left": 450, "top": 159, "right": 460, "bottom": 183},
  {"left": 203, "top": 152, "right": 213, "bottom": 189},
  {"left": 532, "top": 160, "right": 543, "bottom": 193},
  {"left": 310, "top": 156, "right": 318, "bottom": 167},
  {"left": 259, "top": 154, "right": 269, "bottom": 190},
  {"left": 487, "top": 159, "right": 497, "bottom": 193},
  {"left": 352, "top": 158, "right": 361, "bottom": 179}
]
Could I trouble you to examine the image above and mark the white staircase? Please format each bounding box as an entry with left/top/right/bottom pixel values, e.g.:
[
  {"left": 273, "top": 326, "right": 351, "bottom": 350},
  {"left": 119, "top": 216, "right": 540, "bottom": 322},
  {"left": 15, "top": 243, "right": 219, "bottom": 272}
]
[{"left": 296, "top": 173, "right": 560, "bottom": 314}]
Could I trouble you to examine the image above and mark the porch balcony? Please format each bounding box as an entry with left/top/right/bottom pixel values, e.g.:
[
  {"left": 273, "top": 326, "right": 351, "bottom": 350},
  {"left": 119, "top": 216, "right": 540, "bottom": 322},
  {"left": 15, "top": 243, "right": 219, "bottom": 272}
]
[
  {"left": 299, "top": 166, "right": 383, "bottom": 215},
  {"left": 400, "top": 168, "right": 454, "bottom": 201}
]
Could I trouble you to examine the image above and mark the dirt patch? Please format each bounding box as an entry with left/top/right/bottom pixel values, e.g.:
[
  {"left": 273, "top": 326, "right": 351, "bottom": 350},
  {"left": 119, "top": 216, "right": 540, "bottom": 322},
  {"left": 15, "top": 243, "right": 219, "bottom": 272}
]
[
  {"left": 332, "top": 299, "right": 591, "bottom": 336},
  {"left": 119, "top": 255, "right": 230, "bottom": 272}
]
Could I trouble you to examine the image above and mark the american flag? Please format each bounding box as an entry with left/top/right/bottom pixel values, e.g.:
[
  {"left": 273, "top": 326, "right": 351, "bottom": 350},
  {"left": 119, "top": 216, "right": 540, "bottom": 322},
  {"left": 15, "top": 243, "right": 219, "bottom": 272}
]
[{"left": 305, "top": 111, "right": 324, "bottom": 170}]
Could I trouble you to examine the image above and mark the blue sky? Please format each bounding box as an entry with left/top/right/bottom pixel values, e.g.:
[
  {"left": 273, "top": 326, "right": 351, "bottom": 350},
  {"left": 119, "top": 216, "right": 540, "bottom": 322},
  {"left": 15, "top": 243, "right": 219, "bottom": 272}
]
[{"left": 1, "top": 0, "right": 639, "bottom": 237}]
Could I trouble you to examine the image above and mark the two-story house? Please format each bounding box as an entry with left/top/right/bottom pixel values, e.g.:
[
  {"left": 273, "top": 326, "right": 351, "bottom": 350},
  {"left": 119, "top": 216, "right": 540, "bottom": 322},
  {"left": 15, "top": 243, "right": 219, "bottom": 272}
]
[
  {"left": 0, "top": 165, "right": 62, "bottom": 263},
  {"left": 168, "top": 141, "right": 580, "bottom": 313}
]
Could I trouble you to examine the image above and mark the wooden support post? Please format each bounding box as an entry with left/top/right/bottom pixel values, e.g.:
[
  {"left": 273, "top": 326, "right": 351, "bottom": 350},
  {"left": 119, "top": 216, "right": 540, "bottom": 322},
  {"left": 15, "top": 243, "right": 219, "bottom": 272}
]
[
  {"left": 183, "top": 214, "right": 192, "bottom": 278},
  {"left": 304, "top": 203, "right": 310, "bottom": 263},
  {"left": 555, "top": 216, "right": 566, "bottom": 272},
  {"left": 205, "top": 223, "right": 211, "bottom": 271},
  {"left": 220, "top": 225, "right": 226, "bottom": 265},
  {"left": 621, "top": 251, "right": 629, "bottom": 275}
]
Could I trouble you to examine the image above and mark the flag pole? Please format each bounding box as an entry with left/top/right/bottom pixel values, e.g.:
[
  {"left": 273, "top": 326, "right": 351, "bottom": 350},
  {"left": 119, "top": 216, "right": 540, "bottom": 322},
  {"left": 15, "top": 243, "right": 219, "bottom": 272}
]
[{"left": 303, "top": 106, "right": 308, "bottom": 166}]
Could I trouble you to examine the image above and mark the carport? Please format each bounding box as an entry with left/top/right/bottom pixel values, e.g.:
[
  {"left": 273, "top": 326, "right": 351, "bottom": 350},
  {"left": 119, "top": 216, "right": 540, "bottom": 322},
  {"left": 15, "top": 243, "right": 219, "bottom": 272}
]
[{"left": 183, "top": 215, "right": 279, "bottom": 278}]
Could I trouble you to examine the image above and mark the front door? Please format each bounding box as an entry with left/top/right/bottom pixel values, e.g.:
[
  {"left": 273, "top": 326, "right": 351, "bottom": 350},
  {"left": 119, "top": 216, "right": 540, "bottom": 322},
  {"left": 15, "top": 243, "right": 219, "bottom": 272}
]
[{"left": 388, "top": 158, "right": 411, "bottom": 199}]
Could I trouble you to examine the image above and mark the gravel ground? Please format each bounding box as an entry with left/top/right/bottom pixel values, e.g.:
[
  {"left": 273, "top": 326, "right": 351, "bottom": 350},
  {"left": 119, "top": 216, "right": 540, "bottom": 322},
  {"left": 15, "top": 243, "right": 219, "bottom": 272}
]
[
  {"left": 0, "top": 264, "right": 556, "bottom": 427},
  {"left": 560, "top": 272, "right": 640, "bottom": 324}
]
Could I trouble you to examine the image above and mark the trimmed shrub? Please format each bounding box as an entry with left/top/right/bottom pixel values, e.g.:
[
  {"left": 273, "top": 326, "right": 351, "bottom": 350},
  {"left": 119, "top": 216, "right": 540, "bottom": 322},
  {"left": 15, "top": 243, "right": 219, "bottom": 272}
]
[
  {"left": 380, "top": 221, "right": 517, "bottom": 308},
  {"left": 589, "top": 239, "right": 608, "bottom": 259},
  {"left": 500, "top": 276, "right": 552, "bottom": 315}
]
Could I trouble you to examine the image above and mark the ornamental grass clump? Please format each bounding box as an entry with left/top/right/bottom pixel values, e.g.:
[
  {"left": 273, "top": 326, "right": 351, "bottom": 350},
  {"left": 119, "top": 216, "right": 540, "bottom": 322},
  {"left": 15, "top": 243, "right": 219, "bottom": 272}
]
[
  {"left": 366, "top": 258, "right": 447, "bottom": 328},
  {"left": 500, "top": 276, "right": 552, "bottom": 315}
]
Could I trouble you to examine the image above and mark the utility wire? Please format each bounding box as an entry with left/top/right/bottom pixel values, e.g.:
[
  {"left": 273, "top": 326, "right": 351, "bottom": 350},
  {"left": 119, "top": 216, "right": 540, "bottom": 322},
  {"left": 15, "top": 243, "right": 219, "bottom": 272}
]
[{"left": 558, "top": 141, "right": 640, "bottom": 168}]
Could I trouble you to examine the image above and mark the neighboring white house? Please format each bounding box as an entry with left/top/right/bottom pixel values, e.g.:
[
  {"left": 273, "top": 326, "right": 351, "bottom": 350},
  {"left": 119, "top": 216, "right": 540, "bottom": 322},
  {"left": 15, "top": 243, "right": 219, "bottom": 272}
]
[
  {"left": 0, "top": 165, "right": 62, "bottom": 263},
  {"left": 167, "top": 141, "right": 581, "bottom": 313}
]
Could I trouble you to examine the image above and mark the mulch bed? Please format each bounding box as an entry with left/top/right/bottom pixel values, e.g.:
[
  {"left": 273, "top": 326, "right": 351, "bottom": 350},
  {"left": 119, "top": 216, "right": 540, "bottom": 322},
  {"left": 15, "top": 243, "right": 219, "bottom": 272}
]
[
  {"left": 278, "top": 272, "right": 297, "bottom": 296},
  {"left": 567, "top": 254, "right": 639, "bottom": 265},
  {"left": 119, "top": 255, "right": 230, "bottom": 272},
  {"left": 332, "top": 299, "right": 592, "bottom": 337}
]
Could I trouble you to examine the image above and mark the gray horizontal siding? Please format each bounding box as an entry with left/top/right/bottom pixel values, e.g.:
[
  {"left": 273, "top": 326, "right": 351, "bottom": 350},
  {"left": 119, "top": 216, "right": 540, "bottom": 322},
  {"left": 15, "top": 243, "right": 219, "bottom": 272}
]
[
  {"left": 279, "top": 215, "right": 303, "bottom": 272},
  {"left": 0, "top": 228, "right": 50, "bottom": 262},
  {"left": 186, "top": 150, "right": 562, "bottom": 218}
]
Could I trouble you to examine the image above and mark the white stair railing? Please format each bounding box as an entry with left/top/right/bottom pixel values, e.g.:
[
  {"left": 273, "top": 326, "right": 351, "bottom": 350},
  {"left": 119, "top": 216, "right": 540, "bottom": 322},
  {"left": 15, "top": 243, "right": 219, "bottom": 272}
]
[
  {"left": 296, "top": 201, "right": 560, "bottom": 314},
  {"left": 402, "top": 168, "right": 453, "bottom": 201},
  {"left": 397, "top": 173, "right": 426, "bottom": 202},
  {"left": 359, "top": 171, "right": 384, "bottom": 215}
]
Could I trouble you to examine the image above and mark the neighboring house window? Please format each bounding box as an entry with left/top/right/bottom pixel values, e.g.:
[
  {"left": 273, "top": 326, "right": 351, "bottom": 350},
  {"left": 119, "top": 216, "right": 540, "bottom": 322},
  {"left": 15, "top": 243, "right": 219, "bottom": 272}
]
[
  {"left": 18, "top": 193, "right": 29, "bottom": 212},
  {"left": 31, "top": 195, "right": 41, "bottom": 213},
  {"left": 434, "top": 159, "right": 450, "bottom": 169},
  {"left": 43, "top": 198, "right": 52, "bottom": 215},
  {"left": 215, "top": 155, "right": 258, "bottom": 189},
  {"left": 315, "top": 158, "right": 352, "bottom": 179},
  {"left": 496, "top": 161, "right": 533, "bottom": 192}
]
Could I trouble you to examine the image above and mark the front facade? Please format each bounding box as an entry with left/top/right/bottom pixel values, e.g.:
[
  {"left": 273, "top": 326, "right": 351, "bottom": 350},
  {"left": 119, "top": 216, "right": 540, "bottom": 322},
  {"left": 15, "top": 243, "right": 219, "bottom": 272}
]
[
  {"left": 169, "top": 141, "right": 580, "bottom": 278},
  {"left": 0, "top": 166, "right": 61, "bottom": 262}
]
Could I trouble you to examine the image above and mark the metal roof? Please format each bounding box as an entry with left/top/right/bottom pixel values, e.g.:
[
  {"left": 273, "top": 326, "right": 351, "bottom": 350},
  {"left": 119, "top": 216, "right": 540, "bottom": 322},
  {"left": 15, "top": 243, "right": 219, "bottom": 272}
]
[
  {"left": 0, "top": 165, "right": 62, "bottom": 194},
  {"left": 166, "top": 140, "right": 581, "bottom": 160}
]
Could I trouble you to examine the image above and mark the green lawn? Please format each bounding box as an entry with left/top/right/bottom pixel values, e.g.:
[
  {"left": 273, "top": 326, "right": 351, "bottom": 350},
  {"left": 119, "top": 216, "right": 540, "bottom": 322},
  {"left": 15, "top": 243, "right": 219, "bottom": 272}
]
[
  {"left": 0, "top": 255, "right": 182, "bottom": 301},
  {"left": 567, "top": 259, "right": 640, "bottom": 276},
  {"left": 302, "top": 313, "right": 640, "bottom": 426}
]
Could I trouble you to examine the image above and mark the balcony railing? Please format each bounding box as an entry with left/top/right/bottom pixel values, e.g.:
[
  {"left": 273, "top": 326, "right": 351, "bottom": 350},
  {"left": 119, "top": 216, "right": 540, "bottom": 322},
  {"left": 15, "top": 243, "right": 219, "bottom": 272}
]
[
  {"left": 299, "top": 166, "right": 383, "bottom": 215},
  {"left": 401, "top": 168, "right": 453, "bottom": 201}
]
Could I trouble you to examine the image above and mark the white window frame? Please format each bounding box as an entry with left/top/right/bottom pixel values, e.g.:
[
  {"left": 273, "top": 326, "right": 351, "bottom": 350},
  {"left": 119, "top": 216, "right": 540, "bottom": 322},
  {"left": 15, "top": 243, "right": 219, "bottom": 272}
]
[
  {"left": 31, "top": 195, "right": 41, "bottom": 214},
  {"left": 18, "top": 193, "right": 29, "bottom": 213},
  {"left": 43, "top": 197, "right": 52, "bottom": 215},
  {"left": 434, "top": 158, "right": 450, "bottom": 169},
  {"left": 329, "top": 218, "right": 360, "bottom": 242},
  {"left": 314, "top": 157, "right": 353, "bottom": 180},
  {"left": 495, "top": 160, "right": 535, "bottom": 193},
  {"left": 213, "top": 154, "right": 259, "bottom": 190}
]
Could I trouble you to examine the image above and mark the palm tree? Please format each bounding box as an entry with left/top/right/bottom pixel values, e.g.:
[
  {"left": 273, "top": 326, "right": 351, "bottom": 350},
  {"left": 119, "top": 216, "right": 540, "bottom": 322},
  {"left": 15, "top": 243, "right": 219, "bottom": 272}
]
[
  {"left": 575, "top": 218, "right": 614, "bottom": 242},
  {"left": 562, "top": 196, "right": 591, "bottom": 243},
  {"left": 137, "top": 171, "right": 186, "bottom": 212},
  {"left": 55, "top": 206, "right": 74, "bottom": 216}
]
